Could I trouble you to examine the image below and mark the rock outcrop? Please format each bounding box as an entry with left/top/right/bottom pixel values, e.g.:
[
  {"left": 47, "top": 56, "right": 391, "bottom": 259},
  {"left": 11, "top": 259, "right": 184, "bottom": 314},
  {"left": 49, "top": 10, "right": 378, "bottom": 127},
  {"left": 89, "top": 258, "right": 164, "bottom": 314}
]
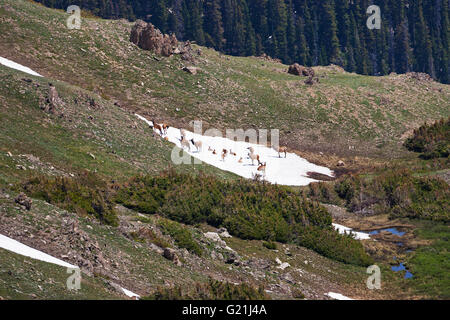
[
  {"left": 130, "top": 20, "right": 178, "bottom": 57},
  {"left": 163, "top": 248, "right": 182, "bottom": 266},
  {"left": 182, "top": 66, "right": 199, "bottom": 75},
  {"left": 15, "top": 192, "right": 32, "bottom": 211},
  {"left": 288, "top": 63, "right": 315, "bottom": 77}
]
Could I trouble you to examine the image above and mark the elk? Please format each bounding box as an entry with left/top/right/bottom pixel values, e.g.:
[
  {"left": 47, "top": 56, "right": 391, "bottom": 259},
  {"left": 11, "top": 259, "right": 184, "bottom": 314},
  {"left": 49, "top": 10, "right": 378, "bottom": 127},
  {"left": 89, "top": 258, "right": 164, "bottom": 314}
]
[
  {"left": 190, "top": 138, "right": 203, "bottom": 152},
  {"left": 151, "top": 119, "right": 164, "bottom": 135},
  {"left": 162, "top": 123, "right": 170, "bottom": 135},
  {"left": 212, "top": 149, "right": 217, "bottom": 155},
  {"left": 179, "top": 137, "right": 191, "bottom": 151},
  {"left": 247, "top": 147, "right": 262, "bottom": 166},
  {"left": 257, "top": 162, "right": 266, "bottom": 174},
  {"left": 274, "top": 146, "right": 287, "bottom": 158},
  {"left": 229, "top": 149, "right": 237, "bottom": 156},
  {"left": 180, "top": 129, "right": 187, "bottom": 140},
  {"left": 221, "top": 149, "right": 228, "bottom": 161},
  {"left": 257, "top": 162, "right": 267, "bottom": 180},
  {"left": 248, "top": 152, "right": 261, "bottom": 166}
]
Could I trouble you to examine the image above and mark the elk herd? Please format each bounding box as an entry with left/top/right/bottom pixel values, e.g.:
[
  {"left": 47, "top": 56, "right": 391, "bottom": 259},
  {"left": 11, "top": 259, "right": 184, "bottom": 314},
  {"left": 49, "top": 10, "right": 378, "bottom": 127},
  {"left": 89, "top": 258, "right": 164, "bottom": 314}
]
[{"left": 149, "top": 118, "right": 288, "bottom": 181}]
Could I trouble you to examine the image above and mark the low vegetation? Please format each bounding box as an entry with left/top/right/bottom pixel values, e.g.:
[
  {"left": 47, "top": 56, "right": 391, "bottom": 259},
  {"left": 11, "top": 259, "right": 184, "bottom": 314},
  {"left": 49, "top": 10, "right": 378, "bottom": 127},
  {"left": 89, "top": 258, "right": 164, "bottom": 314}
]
[
  {"left": 407, "top": 222, "right": 450, "bottom": 299},
  {"left": 404, "top": 117, "right": 450, "bottom": 159},
  {"left": 158, "top": 219, "right": 203, "bottom": 256},
  {"left": 115, "top": 170, "right": 373, "bottom": 266},
  {"left": 308, "top": 168, "right": 450, "bottom": 222},
  {"left": 143, "top": 278, "right": 270, "bottom": 300},
  {"left": 19, "top": 172, "right": 119, "bottom": 226}
]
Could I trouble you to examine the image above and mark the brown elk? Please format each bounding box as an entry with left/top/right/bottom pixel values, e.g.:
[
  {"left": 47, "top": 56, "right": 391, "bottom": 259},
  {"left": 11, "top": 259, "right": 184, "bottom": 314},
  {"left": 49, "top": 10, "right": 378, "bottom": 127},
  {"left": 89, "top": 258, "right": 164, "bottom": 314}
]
[
  {"left": 275, "top": 146, "right": 287, "bottom": 158},
  {"left": 221, "top": 149, "right": 228, "bottom": 161},
  {"left": 257, "top": 162, "right": 267, "bottom": 179},
  {"left": 190, "top": 138, "right": 203, "bottom": 152},
  {"left": 257, "top": 162, "right": 266, "bottom": 173},
  {"left": 212, "top": 149, "right": 217, "bottom": 155},
  {"left": 151, "top": 119, "right": 164, "bottom": 135},
  {"left": 162, "top": 124, "right": 170, "bottom": 135}
]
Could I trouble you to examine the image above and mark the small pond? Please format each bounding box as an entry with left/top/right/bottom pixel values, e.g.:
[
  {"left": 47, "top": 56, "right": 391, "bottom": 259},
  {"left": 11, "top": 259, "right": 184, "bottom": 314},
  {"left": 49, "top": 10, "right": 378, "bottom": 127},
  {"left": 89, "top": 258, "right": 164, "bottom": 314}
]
[{"left": 369, "top": 227, "right": 406, "bottom": 237}]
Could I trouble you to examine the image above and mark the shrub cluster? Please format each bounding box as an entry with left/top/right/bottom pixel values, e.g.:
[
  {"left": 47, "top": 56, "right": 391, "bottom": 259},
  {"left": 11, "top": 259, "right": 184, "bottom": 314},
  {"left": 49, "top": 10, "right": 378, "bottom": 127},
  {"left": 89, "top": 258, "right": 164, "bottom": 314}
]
[
  {"left": 20, "top": 172, "right": 118, "bottom": 226},
  {"left": 159, "top": 219, "right": 203, "bottom": 256},
  {"left": 308, "top": 169, "right": 449, "bottom": 222},
  {"left": 404, "top": 117, "right": 450, "bottom": 159},
  {"left": 143, "top": 278, "right": 270, "bottom": 300},
  {"left": 115, "top": 170, "right": 372, "bottom": 266}
]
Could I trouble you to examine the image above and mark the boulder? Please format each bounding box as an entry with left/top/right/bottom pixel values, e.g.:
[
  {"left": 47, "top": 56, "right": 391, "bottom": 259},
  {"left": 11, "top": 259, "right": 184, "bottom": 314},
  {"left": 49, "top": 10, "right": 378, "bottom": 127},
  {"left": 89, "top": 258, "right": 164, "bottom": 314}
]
[
  {"left": 182, "top": 66, "right": 199, "bottom": 75},
  {"left": 288, "top": 63, "right": 305, "bottom": 76},
  {"left": 130, "top": 20, "right": 178, "bottom": 57},
  {"left": 15, "top": 192, "right": 32, "bottom": 211},
  {"left": 288, "top": 63, "right": 315, "bottom": 77},
  {"left": 163, "top": 248, "right": 181, "bottom": 266}
]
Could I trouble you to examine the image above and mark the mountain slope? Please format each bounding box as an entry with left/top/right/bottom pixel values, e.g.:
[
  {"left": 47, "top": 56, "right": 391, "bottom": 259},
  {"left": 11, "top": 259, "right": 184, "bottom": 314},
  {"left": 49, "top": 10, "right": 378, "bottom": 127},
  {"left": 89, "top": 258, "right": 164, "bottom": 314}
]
[{"left": 1, "top": 0, "right": 449, "bottom": 162}]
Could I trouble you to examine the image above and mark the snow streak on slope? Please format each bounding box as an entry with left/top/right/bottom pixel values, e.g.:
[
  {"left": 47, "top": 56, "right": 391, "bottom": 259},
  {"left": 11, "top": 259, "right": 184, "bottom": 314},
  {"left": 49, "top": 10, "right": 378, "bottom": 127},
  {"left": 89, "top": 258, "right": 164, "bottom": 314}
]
[
  {"left": 326, "top": 292, "right": 354, "bottom": 300},
  {"left": 121, "top": 287, "right": 140, "bottom": 299},
  {"left": 0, "top": 57, "right": 42, "bottom": 77},
  {"left": 136, "top": 114, "right": 333, "bottom": 186},
  {"left": 332, "top": 223, "right": 371, "bottom": 240},
  {"left": 0, "top": 234, "right": 78, "bottom": 269}
]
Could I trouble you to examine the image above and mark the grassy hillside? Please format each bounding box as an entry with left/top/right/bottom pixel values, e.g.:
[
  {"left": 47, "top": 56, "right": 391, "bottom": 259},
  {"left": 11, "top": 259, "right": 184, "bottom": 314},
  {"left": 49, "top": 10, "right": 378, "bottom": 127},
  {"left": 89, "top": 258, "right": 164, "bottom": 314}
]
[
  {"left": 0, "top": 190, "right": 389, "bottom": 300},
  {"left": 0, "top": 0, "right": 448, "bottom": 160},
  {"left": 0, "top": 0, "right": 448, "bottom": 301},
  {"left": 0, "top": 64, "right": 235, "bottom": 186}
]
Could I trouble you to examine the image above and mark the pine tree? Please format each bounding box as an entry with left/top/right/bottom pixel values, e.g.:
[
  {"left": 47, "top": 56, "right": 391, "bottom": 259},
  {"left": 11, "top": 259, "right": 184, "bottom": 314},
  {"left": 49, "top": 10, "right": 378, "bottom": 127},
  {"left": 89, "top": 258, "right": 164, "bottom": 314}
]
[{"left": 204, "top": 0, "right": 225, "bottom": 50}]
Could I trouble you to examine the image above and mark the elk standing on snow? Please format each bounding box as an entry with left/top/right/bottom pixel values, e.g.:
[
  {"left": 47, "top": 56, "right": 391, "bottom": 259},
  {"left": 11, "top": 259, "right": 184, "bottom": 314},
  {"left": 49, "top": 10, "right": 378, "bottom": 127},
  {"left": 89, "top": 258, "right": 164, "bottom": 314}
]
[
  {"left": 151, "top": 119, "right": 164, "bottom": 135},
  {"left": 257, "top": 162, "right": 267, "bottom": 179},
  {"left": 248, "top": 152, "right": 261, "bottom": 166},
  {"left": 179, "top": 137, "right": 191, "bottom": 151},
  {"left": 221, "top": 149, "right": 228, "bottom": 161},
  {"left": 275, "top": 146, "right": 287, "bottom": 158},
  {"left": 180, "top": 129, "right": 187, "bottom": 140},
  {"left": 190, "top": 138, "right": 203, "bottom": 152},
  {"left": 247, "top": 147, "right": 262, "bottom": 166},
  {"left": 230, "top": 149, "right": 237, "bottom": 156},
  {"left": 162, "top": 123, "right": 170, "bottom": 135}
]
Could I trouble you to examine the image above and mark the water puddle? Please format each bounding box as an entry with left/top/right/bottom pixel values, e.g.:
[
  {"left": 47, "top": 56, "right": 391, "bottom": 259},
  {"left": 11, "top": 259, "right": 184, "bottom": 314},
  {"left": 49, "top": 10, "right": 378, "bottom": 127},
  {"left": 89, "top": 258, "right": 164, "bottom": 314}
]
[
  {"left": 369, "top": 227, "right": 406, "bottom": 237},
  {"left": 391, "top": 261, "right": 414, "bottom": 279}
]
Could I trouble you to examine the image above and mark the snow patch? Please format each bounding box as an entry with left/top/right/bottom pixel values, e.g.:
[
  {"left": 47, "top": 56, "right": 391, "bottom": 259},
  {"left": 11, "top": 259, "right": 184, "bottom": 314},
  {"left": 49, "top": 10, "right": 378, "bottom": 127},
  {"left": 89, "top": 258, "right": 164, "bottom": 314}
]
[
  {"left": 332, "top": 223, "right": 371, "bottom": 240},
  {"left": 326, "top": 292, "right": 354, "bottom": 300},
  {"left": 121, "top": 287, "right": 140, "bottom": 299},
  {"left": 0, "top": 234, "right": 78, "bottom": 269},
  {"left": 0, "top": 57, "right": 42, "bottom": 77},
  {"left": 135, "top": 114, "right": 333, "bottom": 186}
]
